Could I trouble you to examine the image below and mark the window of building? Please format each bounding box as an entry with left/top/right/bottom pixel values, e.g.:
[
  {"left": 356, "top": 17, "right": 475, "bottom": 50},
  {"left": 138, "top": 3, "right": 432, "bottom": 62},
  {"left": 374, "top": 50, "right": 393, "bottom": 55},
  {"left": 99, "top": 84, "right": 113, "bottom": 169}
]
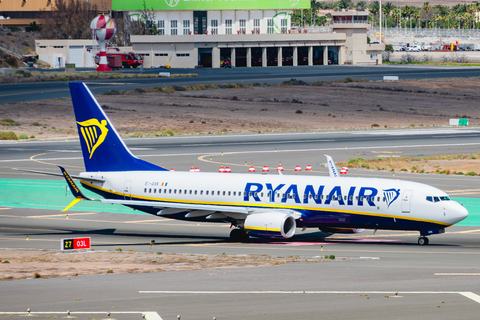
[
  {"left": 281, "top": 18, "right": 287, "bottom": 32},
  {"left": 176, "top": 53, "right": 190, "bottom": 57},
  {"left": 370, "top": 53, "right": 378, "bottom": 59},
  {"left": 183, "top": 20, "right": 190, "bottom": 35},
  {"left": 225, "top": 19, "right": 232, "bottom": 34},
  {"left": 253, "top": 19, "right": 260, "bottom": 33},
  {"left": 40, "top": 46, "right": 46, "bottom": 48},
  {"left": 155, "top": 53, "right": 168, "bottom": 56},
  {"left": 267, "top": 19, "right": 274, "bottom": 34},
  {"left": 239, "top": 19, "right": 246, "bottom": 34},
  {"left": 53, "top": 46, "right": 64, "bottom": 48},
  {"left": 171, "top": 20, "right": 178, "bottom": 35},
  {"left": 158, "top": 20, "right": 165, "bottom": 35},
  {"left": 211, "top": 19, "right": 218, "bottom": 34}
]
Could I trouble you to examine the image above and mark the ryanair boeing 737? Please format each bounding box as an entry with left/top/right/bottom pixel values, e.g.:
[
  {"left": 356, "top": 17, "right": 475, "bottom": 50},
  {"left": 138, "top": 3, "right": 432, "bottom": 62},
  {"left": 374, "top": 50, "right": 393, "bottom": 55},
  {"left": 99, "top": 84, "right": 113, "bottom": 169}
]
[{"left": 17, "top": 83, "right": 468, "bottom": 245}]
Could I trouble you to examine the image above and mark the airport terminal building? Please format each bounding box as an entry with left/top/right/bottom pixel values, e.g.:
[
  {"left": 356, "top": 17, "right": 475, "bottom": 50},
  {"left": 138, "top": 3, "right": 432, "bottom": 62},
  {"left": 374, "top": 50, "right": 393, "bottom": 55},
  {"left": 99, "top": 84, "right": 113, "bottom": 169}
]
[{"left": 34, "top": 0, "right": 384, "bottom": 68}]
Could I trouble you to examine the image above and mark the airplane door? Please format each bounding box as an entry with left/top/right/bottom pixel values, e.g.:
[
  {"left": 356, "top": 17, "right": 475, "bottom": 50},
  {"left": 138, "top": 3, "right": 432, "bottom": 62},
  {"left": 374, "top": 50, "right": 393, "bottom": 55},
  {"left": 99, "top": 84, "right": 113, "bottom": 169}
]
[
  {"left": 124, "top": 181, "right": 132, "bottom": 200},
  {"left": 401, "top": 190, "right": 412, "bottom": 213}
]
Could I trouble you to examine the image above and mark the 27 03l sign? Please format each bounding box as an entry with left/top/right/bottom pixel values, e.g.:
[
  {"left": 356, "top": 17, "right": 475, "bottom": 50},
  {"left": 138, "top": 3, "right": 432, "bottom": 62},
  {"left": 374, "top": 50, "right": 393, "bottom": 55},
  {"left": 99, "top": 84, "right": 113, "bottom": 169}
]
[{"left": 61, "top": 237, "right": 91, "bottom": 250}]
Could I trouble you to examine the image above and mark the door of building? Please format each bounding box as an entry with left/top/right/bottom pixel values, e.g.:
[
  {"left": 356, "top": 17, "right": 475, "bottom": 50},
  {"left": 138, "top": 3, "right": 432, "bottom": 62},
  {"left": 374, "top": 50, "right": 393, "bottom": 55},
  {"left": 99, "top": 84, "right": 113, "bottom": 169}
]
[{"left": 194, "top": 11, "right": 207, "bottom": 35}]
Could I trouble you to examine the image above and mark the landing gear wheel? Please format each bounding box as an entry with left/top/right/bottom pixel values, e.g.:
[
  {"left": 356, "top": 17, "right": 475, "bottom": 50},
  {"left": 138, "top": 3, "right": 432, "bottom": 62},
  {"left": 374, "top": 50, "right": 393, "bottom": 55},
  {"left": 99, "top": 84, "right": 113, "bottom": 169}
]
[
  {"left": 418, "top": 236, "right": 429, "bottom": 246},
  {"left": 230, "top": 228, "right": 248, "bottom": 242}
]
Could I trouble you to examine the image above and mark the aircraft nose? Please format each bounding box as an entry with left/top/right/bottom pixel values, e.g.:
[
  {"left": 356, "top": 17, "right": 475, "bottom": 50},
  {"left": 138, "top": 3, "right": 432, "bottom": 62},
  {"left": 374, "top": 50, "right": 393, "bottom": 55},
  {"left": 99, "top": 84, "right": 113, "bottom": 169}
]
[{"left": 451, "top": 202, "right": 468, "bottom": 224}]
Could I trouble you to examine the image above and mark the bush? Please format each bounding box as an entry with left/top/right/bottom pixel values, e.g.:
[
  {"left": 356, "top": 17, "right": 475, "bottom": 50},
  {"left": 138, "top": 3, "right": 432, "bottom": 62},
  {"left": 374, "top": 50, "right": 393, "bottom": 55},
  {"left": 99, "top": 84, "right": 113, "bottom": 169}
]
[
  {"left": 401, "top": 53, "right": 417, "bottom": 63},
  {"left": 134, "top": 88, "right": 147, "bottom": 93},
  {"left": 18, "top": 134, "right": 29, "bottom": 139},
  {"left": 163, "top": 129, "right": 175, "bottom": 136},
  {"left": 32, "top": 122, "right": 41, "bottom": 126},
  {"left": 58, "top": 77, "right": 69, "bottom": 81},
  {"left": 15, "top": 70, "right": 31, "bottom": 77},
  {"left": 371, "top": 124, "right": 379, "bottom": 128},
  {"left": 0, "top": 131, "right": 18, "bottom": 140},
  {"left": 291, "top": 98, "right": 302, "bottom": 104},
  {"left": 171, "top": 85, "right": 187, "bottom": 91},
  {"left": 465, "top": 171, "right": 477, "bottom": 176},
  {"left": 344, "top": 77, "right": 353, "bottom": 83},
  {"left": 295, "top": 109, "right": 303, "bottom": 114},
  {"left": 281, "top": 78, "right": 307, "bottom": 86},
  {"left": 328, "top": 255, "right": 335, "bottom": 259},
  {"left": 103, "top": 89, "right": 120, "bottom": 95},
  {"left": 0, "top": 118, "right": 19, "bottom": 126}
]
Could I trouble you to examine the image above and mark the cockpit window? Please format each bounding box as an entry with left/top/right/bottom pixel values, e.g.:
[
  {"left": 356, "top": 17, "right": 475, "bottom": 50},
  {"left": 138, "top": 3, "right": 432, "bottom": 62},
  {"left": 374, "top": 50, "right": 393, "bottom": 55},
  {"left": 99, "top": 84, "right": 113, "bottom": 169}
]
[
  {"left": 426, "top": 196, "right": 432, "bottom": 202},
  {"left": 440, "top": 196, "right": 451, "bottom": 201},
  {"left": 433, "top": 196, "right": 440, "bottom": 202},
  {"left": 427, "top": 196, "right": 451, "bottom": 202}
]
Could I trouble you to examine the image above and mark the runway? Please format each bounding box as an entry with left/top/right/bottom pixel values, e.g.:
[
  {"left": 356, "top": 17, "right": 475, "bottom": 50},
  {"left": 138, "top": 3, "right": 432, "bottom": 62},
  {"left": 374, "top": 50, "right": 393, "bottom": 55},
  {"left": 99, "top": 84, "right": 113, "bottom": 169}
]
[{"left": 1, "top": 128, "right": 480, "bottom": 319}]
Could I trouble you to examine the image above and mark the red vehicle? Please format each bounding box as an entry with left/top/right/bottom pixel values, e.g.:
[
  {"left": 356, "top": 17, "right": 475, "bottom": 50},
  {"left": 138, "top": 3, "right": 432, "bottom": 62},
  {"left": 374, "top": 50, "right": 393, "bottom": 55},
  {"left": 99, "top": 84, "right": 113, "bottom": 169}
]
[{"left": 96, "top": 52, "right": 143, "bottom": 68}]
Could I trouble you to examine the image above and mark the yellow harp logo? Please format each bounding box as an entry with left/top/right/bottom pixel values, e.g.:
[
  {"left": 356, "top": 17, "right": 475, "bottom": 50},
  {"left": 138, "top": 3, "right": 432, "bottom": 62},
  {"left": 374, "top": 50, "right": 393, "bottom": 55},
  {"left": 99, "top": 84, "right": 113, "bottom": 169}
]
[{"left": 77, "top": 119, "right": 109, "bottom": 159}]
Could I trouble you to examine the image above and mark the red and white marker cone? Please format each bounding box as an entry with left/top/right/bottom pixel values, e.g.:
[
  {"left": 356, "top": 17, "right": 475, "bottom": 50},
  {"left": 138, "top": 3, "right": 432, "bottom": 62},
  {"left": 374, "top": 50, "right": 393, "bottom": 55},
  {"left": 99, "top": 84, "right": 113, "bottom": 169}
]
[
  {"left": 194, "top": 167, "right": 200, "bottom": 172},
  {"left": 225, "top": 166, "right": 231, "bottom": 173},
  {"left": 248, "top": 163, "right": 256, "bottom": 172},
  {"left": 170, "top": 168, "right": 174, "bottom": 171},
  {"left": 190, "top": 165, "right": 195, "bottom": 172},
  {"left": 262, "top": 165, "right": 269, "bottom": 172},
  {"left": 305, "top": 164, "right": 312, "bottom": 171},
  {"left": 277, "top": 162, "right": 284, "bottom": 171},
  {"left": 340, "top": 166, "right": 348, "bottom": 174},
  {"left": 219, "top": 164, "right": 225, "bottom": 173},
  {"left": 294, "top": 165, "right": 302, "bottom": 172}
]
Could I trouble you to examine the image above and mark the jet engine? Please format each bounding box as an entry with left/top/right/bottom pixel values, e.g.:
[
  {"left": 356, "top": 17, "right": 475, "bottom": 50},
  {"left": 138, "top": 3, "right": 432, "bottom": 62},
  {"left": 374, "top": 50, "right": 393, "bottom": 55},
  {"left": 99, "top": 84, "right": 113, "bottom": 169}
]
[
  {"left": 319, "top": 228, "right": 365, "bottom": 234},
  {"left": 244, "top": 212, "right": 296, "bottom": 239}
]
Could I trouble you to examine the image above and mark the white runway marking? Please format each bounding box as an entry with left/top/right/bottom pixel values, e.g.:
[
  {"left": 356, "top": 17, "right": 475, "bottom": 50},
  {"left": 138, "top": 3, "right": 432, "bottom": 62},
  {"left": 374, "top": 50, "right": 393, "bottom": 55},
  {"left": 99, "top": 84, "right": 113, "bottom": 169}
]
[
  {"left": 139, "top": 290, "right": 480, "bottom": 304},
  {"left": 0, "top": 311, "right": 162, "bottom": 319},
  {"left": 435, "top": 273, "right": 480, "bottom": 276},
  {"left": 3, "top": 142, "right": 480, "bottom": 163}
]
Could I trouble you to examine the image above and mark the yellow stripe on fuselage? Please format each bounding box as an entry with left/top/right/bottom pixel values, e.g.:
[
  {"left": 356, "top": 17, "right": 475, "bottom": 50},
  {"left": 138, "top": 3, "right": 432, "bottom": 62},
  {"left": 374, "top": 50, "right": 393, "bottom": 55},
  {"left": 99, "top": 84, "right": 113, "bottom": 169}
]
[{"left": 80, "top": 181, "right": 451, "bottom": 226}]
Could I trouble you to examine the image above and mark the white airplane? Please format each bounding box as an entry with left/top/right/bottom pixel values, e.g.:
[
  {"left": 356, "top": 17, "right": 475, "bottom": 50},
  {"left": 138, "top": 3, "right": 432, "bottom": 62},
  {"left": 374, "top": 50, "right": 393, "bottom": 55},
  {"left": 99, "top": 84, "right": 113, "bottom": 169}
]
[{"left": 16, "top": 83, "right": 468, "bottom": 246}]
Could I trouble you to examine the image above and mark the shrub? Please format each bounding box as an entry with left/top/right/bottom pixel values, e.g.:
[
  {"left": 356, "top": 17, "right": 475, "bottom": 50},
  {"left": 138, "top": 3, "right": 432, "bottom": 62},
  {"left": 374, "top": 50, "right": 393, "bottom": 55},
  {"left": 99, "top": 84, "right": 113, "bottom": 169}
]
[
  {"left": 189, "top": 120, "right": 194, "bottom": 123},
  {"left": 31, "top": 122, "right": 41, "bottom": 126},
  {"left": 58, "top": 77, "right": 69, "bottom": 81},
  {"left": 101, "top": 105, "right": 110, "bottom": 110},
  {"left": 344, "top": 77, "right": 353, "bottom": 82},
  {"left": 132, "top": 132, "right": 143, "bottom": 137},
  {"left": 34, "top": 272, "right": 41, "bottom": 278},
  {"left": 252, "top": 82, "right": 261, "bottom": 86},
  {"left": 0, "top": 118, "right": 19, "bottom": 126},
  {"left": 103, "top": 89, "right": 120, "bottom": 95},
  {"left": 18, "top": 134, "right": 29, "bottom": 139},
  {"left": 371, "top": 124, "right": 379, "bottom": 128},
  {"left": 281, "top": 78, "right": 307, "bottom": 86},
  {"left": 465, "top": 171, "right": 477, "bottom": 176},
  {"left": 295, "top": 110, "right": 303, "bottom": 114},
  {"left": 291, "top": 98, "right": 302, "bottom": 104},
  {"left": 157, "top": 252, "right": 163, "bottom": 255},
  {"left": 171, "top": 85, "right": 187, "bottom": 91},
  {"left": 107, "top": 269, "right": 114, "bottom": 273},
  {"left": 231, "top": 96, "right": 238, "bottom": 101},
  {"left": 163, "top": 129, "right": 175, "bottom": 136},
  {"left": 0, "top": 131, "right": 18, "bottom": 140},
  {"left": 134, "top": 88, "right": 147, "bottom": 93},
  {"left": 329, "top": 255, "right": 335, "bottom": 259},
  {"left": 15, "top": 70, "right": 31, "bottom": 77}
]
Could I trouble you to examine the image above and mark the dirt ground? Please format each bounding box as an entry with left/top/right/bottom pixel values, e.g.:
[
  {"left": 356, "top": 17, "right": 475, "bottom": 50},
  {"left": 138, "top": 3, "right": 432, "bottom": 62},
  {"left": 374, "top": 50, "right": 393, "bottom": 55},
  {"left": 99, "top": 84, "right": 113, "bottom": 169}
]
[
  {"left": 1, "top": 77, "right": 480, "bottom": 140},
  {"left": 0, "top": 249, "right": 339, "bottom": 281}
]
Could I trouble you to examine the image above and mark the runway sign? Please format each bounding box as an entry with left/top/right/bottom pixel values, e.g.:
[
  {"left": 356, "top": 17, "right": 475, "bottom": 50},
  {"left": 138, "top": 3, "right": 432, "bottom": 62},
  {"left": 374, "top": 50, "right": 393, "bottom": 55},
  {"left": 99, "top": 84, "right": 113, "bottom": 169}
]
[{"left": 61, "top": 237, "right": 91, "bottom": 250}]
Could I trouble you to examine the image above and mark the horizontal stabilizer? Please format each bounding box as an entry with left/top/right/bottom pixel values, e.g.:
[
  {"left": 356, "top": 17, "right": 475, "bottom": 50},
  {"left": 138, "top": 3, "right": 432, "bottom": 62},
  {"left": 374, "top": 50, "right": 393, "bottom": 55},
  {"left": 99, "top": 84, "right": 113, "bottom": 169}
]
[{"left": 13, "top": 168, "right": 104, "bottom": 182}]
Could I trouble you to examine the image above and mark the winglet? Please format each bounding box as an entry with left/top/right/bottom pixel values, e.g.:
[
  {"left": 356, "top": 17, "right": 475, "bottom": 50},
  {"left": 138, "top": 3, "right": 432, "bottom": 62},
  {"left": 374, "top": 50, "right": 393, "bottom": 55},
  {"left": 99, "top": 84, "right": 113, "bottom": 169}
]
[
  {"left": 325, "top": 155, "right": 340, "bottom": 178},
  {"left": 59, "top": 166, "right": 90, "bottom": 211}
]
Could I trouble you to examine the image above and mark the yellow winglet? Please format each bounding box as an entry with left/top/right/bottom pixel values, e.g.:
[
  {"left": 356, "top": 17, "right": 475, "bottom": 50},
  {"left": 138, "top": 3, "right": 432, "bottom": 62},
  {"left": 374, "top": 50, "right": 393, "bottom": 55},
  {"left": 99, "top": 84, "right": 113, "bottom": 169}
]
[{"left": 62, "top": 196, "right": 84, "bottom": 212}]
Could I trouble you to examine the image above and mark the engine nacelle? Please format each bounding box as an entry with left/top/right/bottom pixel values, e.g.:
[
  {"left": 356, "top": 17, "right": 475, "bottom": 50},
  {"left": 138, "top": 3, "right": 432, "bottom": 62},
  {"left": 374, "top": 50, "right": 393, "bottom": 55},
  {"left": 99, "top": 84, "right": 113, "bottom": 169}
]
[
  {"left": 319, "top": 227, "right": 365, "bottom": 234},
  {"left": 244, "top": 212, "right": 296, "bottom": 239}
]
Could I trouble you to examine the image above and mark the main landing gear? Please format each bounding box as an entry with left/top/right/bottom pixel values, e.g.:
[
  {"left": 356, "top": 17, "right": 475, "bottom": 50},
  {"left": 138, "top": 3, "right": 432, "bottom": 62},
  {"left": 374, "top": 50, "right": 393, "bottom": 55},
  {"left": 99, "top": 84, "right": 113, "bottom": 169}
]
[
  {"left": 418, "top": 236, "right": 429, "bottom": 246},
  {"left": 230, "top": 228, "right": 249, "bottom": 242}
]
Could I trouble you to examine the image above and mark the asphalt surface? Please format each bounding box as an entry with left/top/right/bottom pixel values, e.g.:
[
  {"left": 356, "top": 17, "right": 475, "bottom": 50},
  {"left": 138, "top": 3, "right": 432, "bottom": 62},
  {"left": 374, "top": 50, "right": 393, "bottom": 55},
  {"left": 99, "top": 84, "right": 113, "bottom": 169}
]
[
  {"left": 2, "top": 129, "right": 480, "bottom": 319},
  {"left": 2, "top": 64, "right": 480, "bottom": 103}
]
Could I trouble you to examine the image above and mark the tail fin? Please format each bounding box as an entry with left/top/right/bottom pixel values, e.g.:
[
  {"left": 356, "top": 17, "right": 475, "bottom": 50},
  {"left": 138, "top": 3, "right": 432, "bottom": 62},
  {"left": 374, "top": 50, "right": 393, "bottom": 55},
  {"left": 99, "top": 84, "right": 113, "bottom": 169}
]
[{"left": 69, "top": 82, "right": 167, "bottom": 172}]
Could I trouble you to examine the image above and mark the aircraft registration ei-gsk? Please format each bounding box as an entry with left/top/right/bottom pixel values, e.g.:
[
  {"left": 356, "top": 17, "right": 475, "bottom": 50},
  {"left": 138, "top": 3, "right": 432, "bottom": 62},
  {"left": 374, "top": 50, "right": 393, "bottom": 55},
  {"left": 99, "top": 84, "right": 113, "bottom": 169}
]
[{"left": 15, "top": 82, "right": 468, "bottom": 245}]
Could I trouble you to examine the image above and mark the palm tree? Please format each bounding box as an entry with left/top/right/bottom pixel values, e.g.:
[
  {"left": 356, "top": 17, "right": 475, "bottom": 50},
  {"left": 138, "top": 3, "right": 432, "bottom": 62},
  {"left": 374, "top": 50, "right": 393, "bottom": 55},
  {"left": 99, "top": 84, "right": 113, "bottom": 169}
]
[
  {"left": 411, "top": 7, "right": 421, "bottom": 30},
  {"left": 435, "top": 5, "right": 449, "bottom": 29},
  {"left": 356, "top": 1, "right": 367, "bottom": 11},
  {"left": 383, "top": 2, "right": 394, "bottom": 28}
]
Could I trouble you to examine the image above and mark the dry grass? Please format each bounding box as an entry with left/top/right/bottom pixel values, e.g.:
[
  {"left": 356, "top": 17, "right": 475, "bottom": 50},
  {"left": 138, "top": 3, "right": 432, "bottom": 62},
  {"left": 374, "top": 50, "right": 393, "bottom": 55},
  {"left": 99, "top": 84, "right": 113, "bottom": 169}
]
[
  {"left": 339, "top": 153, "right": 480, "bottom": 175},
  {"left": 0, "top": 249, "right": 341, "bottom": 281}
]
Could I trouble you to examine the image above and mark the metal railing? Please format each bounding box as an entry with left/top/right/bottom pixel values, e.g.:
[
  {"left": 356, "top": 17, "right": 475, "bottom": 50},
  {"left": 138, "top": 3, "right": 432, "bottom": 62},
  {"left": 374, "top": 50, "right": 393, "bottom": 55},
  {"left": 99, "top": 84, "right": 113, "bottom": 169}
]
[{"left": 369, "top": 27, "right": 480, "bottom": 39}]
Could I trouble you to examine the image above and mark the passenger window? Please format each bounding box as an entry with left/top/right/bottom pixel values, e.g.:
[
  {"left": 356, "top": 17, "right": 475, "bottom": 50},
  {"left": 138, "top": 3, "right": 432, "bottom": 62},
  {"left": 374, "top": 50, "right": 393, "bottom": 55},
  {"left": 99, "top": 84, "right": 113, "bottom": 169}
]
[
  {"left": 344, "top": 196, "right": 347, "bottom": 200},
  {"left": 200, "top": 190, "right": 203, "bottom": 195},
  {"left": 360, "top": 196, "right": 364, "bottom": 201},
  {"left": 260, "top": 192, "right": 263, "bottom": 197},
  {"left": 321, "top": 195, "right": 324, "bottom": 200},
  {"left": 383, "top": 197, "right": 385, "bottom": 202},
  {"left": 189, "top": 190, "right": 192, "bottom": 194},
  {"left": 366, "top": 196, "right": 369, "bottom": 201},
  {"left": 159, "top": 189, "right": 162, "bottom": 194},
  {"left": 309, "top": 195, "right": 312, "bottom": 199},
  {"left": 293, "top": 193, "right": 296, "bottom": 198},
  {"left": 314, "top": 195, "right": 318, "bottom": 200},
  {"left": 434, "top": 196, "right": 440, "bottom": 202},
  {"left": 282, "top": 193, "right": 285, "bottom": 198},
  {"left": 169, "top": 189, "right": 171, "bottom": 194},
  {"left": 244, "top": 192, "right": 247, "bottom": 197},
  {"left": 326, "top": 195, "right": 329, "bottom": 200},
  {"left": 179, "top": 190, "right": 181, "bottom": 194},
  {"left": 228, "top": 191, "right": 231, "bottom": 196},
  {"left": 195, "top": 190, "right": 197, "bottom": 195},
  {"left": 254, "top": 192, "right": 258, "bottom": 197},
  {"left": 206, "top": 191, "right": 209, "bottom": 195},
  {"left": 304, "top": 194, "right": 307, "bottom": 199},
  {"left": 174, "top": 189, "right": 177, "bottom": 194},
  {"left": 149, "top": 188, "right": 152, "bottom": 193},
  {"left": 223, "top": 191, "right": 226, "bottom": 196},
  {"left": 349, "top": 196, "right": 353, "bottom": 201},
  {"left": 154, "top": 189, "right": 156, "bottom": 193},
  {"left": 377, "top": 197, "right": 380, "bottom": 201},
  {"left": 144, "top": 188, "right": 147, "bottom": 193}
]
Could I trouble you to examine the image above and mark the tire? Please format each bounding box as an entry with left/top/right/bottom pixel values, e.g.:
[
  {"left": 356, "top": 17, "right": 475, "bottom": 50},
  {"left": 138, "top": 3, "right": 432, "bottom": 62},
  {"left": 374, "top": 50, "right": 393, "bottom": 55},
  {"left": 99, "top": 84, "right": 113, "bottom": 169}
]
[
  {"left": 418, "top": 237, "right": 429, "bottom": 246},
  {"left": 230, "top": 229, "right": 248, "bottom": 242}
]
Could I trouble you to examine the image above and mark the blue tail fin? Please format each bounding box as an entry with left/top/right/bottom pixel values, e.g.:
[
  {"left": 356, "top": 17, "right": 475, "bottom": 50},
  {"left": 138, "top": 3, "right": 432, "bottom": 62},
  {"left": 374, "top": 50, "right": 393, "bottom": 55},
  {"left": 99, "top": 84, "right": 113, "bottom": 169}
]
[{"left": 69, "top": 82, "right": 167, "bottom": 172}]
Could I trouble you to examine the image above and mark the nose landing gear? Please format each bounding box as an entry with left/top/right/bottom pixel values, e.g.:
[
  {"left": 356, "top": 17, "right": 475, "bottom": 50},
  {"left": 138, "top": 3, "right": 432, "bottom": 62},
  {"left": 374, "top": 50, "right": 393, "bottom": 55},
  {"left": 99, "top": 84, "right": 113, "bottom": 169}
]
[{"left": 418, "top": 236, "right": 429, "bottom": 246}]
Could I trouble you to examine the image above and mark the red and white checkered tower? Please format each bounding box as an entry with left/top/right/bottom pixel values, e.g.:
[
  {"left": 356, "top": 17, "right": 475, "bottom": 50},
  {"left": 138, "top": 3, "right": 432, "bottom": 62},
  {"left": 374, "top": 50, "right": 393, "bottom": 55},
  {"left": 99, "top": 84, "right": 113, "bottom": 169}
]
[{"left": 90, "top": 14, "right": 117, "bottom": 72}]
